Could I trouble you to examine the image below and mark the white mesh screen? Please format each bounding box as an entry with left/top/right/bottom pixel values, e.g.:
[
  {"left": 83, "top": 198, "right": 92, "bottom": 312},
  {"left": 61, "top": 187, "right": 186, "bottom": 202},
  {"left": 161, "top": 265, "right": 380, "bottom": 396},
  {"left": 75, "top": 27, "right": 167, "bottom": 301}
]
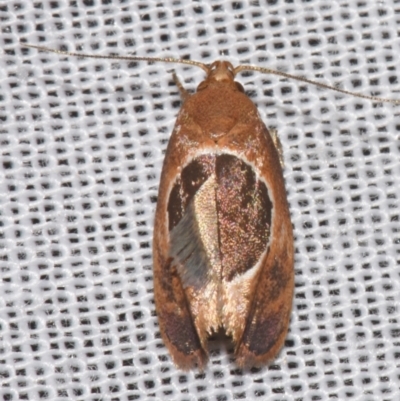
[{"left": 1, "top": 0, "right": 400, "bottom": 400}]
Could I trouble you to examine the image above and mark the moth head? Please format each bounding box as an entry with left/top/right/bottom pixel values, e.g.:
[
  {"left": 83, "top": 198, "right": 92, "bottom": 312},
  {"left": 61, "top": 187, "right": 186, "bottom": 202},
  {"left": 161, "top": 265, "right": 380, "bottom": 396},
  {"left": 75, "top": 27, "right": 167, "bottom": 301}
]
[{"left": 197, "top": 61, "right": 244, "bottom": 92}]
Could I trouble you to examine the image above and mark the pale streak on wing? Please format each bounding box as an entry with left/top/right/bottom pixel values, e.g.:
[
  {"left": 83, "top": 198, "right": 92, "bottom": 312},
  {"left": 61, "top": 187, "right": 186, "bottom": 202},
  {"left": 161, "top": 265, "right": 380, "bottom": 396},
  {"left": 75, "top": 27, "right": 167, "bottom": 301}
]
[{"left": 169, "top": 174, "right": 221, "bottom": 289}]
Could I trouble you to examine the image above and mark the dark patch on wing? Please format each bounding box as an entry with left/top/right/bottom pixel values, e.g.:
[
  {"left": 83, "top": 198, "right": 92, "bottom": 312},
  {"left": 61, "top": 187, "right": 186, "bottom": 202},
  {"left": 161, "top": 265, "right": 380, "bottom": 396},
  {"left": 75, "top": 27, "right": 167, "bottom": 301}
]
[
  {"left": 167, "top": 153, "right": 273, "bottom": 286},
  {"left": 168, "top": 154, "right": 215, "bottom": 230},
  {"left": 158, "top": 259, "right": 203, "bottom": 356},
  {"left": 216, "top": 154, "right": 272, "bottom": 281},
  {"left": 242, "top": 313, "right": 284, "bottom": 356},
  {"left": 268, "top": 258, "right": 291, "bottom": 301},
  {"left": 163, "top": 311, "right": 203, "bottom": 356}
]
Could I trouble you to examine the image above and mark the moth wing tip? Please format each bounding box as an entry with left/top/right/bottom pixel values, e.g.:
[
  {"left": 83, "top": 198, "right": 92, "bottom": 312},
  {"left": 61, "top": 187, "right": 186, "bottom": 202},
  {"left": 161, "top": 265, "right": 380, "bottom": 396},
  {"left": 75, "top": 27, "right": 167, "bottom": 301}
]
[
  {"left": 234, "top": 337, "right": 286, "bottom": 370},
  {"left": 171, "top": 349, "right": 209, "bottom": 371},
  {"left": 234, "top": 351, "right": 269, "bottom": 370}
]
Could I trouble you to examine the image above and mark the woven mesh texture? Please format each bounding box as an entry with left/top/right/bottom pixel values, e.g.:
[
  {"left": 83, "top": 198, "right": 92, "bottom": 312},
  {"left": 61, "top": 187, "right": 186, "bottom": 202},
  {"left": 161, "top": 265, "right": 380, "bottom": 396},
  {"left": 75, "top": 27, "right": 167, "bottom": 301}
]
[{"left": 1, "top": 0, "right": 400, "bottom": 400}]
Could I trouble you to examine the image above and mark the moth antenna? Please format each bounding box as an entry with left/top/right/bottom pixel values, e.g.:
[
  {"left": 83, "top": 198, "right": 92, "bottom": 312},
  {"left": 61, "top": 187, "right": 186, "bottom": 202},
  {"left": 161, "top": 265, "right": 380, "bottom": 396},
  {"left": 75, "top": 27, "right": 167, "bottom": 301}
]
[
  {"left": 20, "top": 42, "right": 209, "bottom": 73},
  {"left": 234, "top": 64, "right": 400, "bottom": 105},
  {"left": 21, "top": 42, "right": 400, "bottom": 104}
]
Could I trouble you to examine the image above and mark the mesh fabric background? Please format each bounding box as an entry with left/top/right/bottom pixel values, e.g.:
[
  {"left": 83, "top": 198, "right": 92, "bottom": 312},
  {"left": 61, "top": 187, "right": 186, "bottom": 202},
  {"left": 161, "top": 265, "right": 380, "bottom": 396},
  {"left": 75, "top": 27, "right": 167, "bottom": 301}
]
[{"left": 1, "top": 0, "right": 400, "bottom": 400}]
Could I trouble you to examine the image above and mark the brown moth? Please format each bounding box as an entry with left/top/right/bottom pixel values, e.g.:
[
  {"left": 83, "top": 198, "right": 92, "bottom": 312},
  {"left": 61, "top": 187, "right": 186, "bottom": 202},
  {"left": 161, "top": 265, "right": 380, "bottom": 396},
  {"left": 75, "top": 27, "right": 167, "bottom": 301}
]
[
  {"left": 21, "top": 43, "right": 400, "bottom": 370},
  {"left": 153, "top": 61, "right": 294, "bottom": 370}
]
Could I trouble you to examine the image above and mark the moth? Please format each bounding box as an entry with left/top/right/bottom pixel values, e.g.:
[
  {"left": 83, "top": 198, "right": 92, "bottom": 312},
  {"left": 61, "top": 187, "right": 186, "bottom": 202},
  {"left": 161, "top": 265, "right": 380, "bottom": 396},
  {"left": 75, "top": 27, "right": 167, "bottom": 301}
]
[
  {"left": 21, "top": 43, "right": 400, "bottom": 370},
  {"left": 153, "top": 61, "right": 294, "bottom": 370}
]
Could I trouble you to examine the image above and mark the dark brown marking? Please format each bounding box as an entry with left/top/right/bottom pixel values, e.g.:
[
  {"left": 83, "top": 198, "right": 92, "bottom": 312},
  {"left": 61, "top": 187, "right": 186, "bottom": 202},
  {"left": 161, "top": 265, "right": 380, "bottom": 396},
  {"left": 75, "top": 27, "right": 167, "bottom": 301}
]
[
  {"left": 168, "top": 154, "right": 215, "bottom": 230},
  {"left": 180, "top": 154, "right": 215, "bottom": 200},
  {"left": 167, "top": 184, "right": 184, "bottom": 232},
  {"left": 158, "top": 259, "right": 204, "bottom": 356},
  {"left": 163, "top": 311, "right": 203, "bottom": 356},
  {"left": 243, "top": 313, "right": 284, "bottom": 356},
  {"left": 167, "top": 154, "right": 273, "bottom": 282},
  {"left": 159, "top": 259, "right": 185, "bottom": 303},
  {"left": 268, "top": 259, "right": 291, "bottom": 301},
  {"left": 216, "top": 155, "right": 272, "bottom": 281}
]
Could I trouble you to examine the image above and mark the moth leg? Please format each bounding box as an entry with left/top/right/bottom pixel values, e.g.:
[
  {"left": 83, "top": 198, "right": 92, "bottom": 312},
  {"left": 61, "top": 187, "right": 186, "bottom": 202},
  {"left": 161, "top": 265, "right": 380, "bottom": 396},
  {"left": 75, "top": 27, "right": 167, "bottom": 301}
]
[
  {"left": 270, "top": 129, "right": 284, "bottom": 168},
  {"left": 172, "top": 72, "right": 190, "bottom": 102}
]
